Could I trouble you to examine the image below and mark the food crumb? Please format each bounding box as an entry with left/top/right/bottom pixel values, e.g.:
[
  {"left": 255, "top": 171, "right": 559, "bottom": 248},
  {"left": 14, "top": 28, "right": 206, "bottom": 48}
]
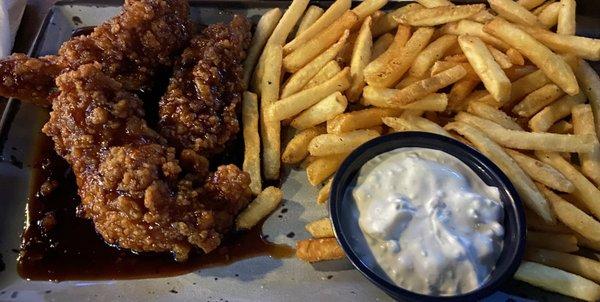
[
  {"left": 286, "top": 232, "right": 295, "bottom": 238},
  {"left": 327, "top": 275, "right": 333, "bottom": 279},
  {"left": 169, "top": 289, "right": 178, "bottom": 294}
]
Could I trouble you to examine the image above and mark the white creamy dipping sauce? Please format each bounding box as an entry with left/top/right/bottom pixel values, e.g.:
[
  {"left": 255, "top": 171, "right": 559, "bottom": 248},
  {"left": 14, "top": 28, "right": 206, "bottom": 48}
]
[{"left": 352, "top": 147, "right": 504, "bottom": 296}]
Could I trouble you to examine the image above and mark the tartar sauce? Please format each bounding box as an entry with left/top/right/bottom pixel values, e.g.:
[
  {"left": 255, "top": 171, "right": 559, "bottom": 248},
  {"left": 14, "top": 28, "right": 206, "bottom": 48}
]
[{"left": 352, "top": 148, "right": 504, "bottom": 295}]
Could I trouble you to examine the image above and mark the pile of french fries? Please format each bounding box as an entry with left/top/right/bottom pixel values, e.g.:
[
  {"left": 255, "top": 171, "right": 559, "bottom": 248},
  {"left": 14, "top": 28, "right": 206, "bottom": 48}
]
[{"left": 239, "top": 0, "right": 600, "bottom": 300}]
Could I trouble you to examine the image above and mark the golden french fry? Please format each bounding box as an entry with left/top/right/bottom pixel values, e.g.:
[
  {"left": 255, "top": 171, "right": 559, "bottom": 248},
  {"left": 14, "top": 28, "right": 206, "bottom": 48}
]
[
  {"left": 366, "top": 25, "right": 411, "bottom": 74},
  {"left": 371, "top": 33, "right": 394, "bottom": 61},
  {"left": 548, "top": 120, "right": 573, "bottom": 134},
  {"left": 268, "top": 0, "right": 310, "bottom": 46},
  {"left": 307, "top": 153, "right": 349, "bottom": 185},
  {"left": 459, "top": 35, "right": 511, "bottom": 104},
  {"left": 394, "top": 4, "right": 485, "bottom": 26},
  {"left": 532, "top": 0, "right": 557, "bottom": 15},
  {"left": 517, "top": 0, "right": 546, "bottom": 10},
  {"left": 371, "top": 3, "right": 423, "bottom": 37},
  {"left": 486, "top": 44, "right": 513, "bottom": 69},
  {"left": 317, "top": 178, "right": 333, "bottom": 204},
  {"left": 269, "top": 68, "right": 351, "bottom": 121},
  {"left": 430, "top": 61, "right": 478, "bottom": 80},
  {"left": 296, "top": 238, "right": 345, "bottom": 262},
  {"left": 383, "top": 116, "right": 451, "bottom": 137},
  {"left": 488, "top": 0, "right": 542, "bottom": 26},
  {"left": 452, "top": 19, "right": 510, "bottom": 51},
  {"left": 512, "top": 84, "right": 564, "bottom": 117},
  {"left": 236, "top": 187, "right": 283, "bottom": 230},
  {"left": 537, "top": 2, "right": 560, "bottom": 29},
  {"left": 506, "top": 48, "right": 525, "bottom": 66},
  {"left": 519, "top": 26, "right": 600, "bottom": 61},
  {"left": 467, "top": 102, "right": 522, "bottom": 130},
  {"left": 291, "top": 92, "right": 348, "bottom": 130},
  {"left": 484, "top": 18, "right": 579, "bottom": 96},
  {"left": 364, "top": 65, "right": 466, "bottom": 107},
  {"left": 557, "top": 0, "right": 576, "bottom": 35},
  {"left": 409, "top": 35, "right": 458, "bottom": 78},
  {"left": 304, "top": 60, "right": 342, "bottom": 90},
  {"left": 577, "top": 235, "right": 600, "bottom": 253},
  {"left": 415, "top": 0, "right": 453, "bottom": 7},
  {"left": 284, "top": 11, "right": 359, "bottom": 72},
  {"left": 306, "top": 218, "right": 334, "bottom": 238},
  {"left": 538, "top": 184, "right": 600, "bottom": 241},
  {"left": 445, "top": 121, "right": 555, "bottom": 223},
  {"left": 444, "top": 53, "right": 468, "bottom": 63},
  {"left": 572, "top": 104, "right": 600, "bottom": 186},
  {"left": 515, "top": 262, "right": 600, "bottom": 302},
  {"left": 402, "top": 93, "right": 449, "bottom": 111},
  {"left": 347, "top": 17, "right": 373, "bottom": 102},
  {"left": 529, "top": 93, "right": 586, "bottom": 132},
  {"left": 260, "top": 45, "right": 283, "bottom": 180},
  {"left": 535, "top": 151, "right": 600, "bottom": 220},
  {"left": 282, "top": 126, "right": 326, "bottom": 164},
  {"left": 352, "top": 0, "right": 388, "bottom": 20},
  {"left": 327, "top": 107, "right": 400, "bottom": 134},
  {"left": 505, "top": 64, "right": 538, "bottom": 81},
  {"left": 449, "top": 78, "right": 480, "bottom": 111},
  {"left": 243, "top": 8, "right": 282, "bottom": 87},
  {"left": 525, "top": 209, "right": 573, "bottom": 234},
  {"left": 242, "top": 92, "right": 262, "bottom": 195},
  {"left": 506, "top": 149, "right": 573, "bottom": 192},
  {"left": 282, "top": 30, "right": 349, "bottom": 98},
  {"left": 365, "top": 27, "right": 435, "bottom": 88},
  {"left": 284, "top": 0, "right": 351, "bottom": 54},
  {"left": 468, "top": 9, "right": 496, "bottom": 23},
  {"left": 457, "top": 112, "right": 595, "bottom": 152},
  {"left": 295, "top": 5, "right": 324, "bottom": 37},
  {"left": 395, "top": 75, "right": 427, "bottom": 89},
  {"left": 308, "top": 129, "right": 380, "bottom": 156},
  {"left": 528, "top": 231, "right": 579, "bottom": 252},
  {"left": 525, "top": 248, "right": 600, "bottom": 284},
  {"left": 574, "top": 59, "right": 600, "bottom": 139}
]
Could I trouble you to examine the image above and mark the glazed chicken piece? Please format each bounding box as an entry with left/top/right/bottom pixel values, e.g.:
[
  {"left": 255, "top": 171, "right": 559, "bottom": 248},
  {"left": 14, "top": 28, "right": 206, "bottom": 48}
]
[
  {"left": 43, "top": 63, "right": 251, "bottom": 261},
  {"left": 158, "top": 15, "right": 251, "bottom": 156}
]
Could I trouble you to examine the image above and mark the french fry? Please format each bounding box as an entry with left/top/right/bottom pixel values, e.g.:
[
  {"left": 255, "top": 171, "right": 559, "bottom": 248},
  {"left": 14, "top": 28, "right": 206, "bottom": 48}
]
[
  {"left": 535, "top": 151, "right": 600, "bottom": 220},
  {"left": 269, "top": 68, "right": 351, "bottom": 121},
  {"left": 557, "top": 0, "right": 576, "bottom": 35},
  {"left": 383, "top": 116, "right": 451, "bottom": 137},
  {"left": 351, "top": 0, "right": 388, "bottom": 21},
  {"left": 449, "top": 78, "right": 480, "bottom": 111},
  {"left": 458, "top": 35, "right": 511, "bottom": 104},
  {"left": 525, "top": 248, "right": 600, "bottom": 284},
  {"left": 574, "top": 59, "right": 600, "bottom": 139},
  {"left": 506, "top": 48, "right": 525, "bottom": 66},
  {"left": 364, "top": 65, "right": 466, "bottom": 107},
  {"left": 502, "top": 69, "right": 552, "bottom": 108},
  {"left": 281, "top": 31, "right": 349, "bottom": 98},
  {"left": 236, "top": 187, "right": 283, "bottom": 230},
  {"left": 532, "top": 0, "right": 557, "bottom": 15},
  {"left": 484, "top": 18, "right": 579, "bottom": 96},
  {"left": 242, "top": 92, "right": 262, "bottom": 195},
  {"left": 488, "top": 0, "right": 541, "bottom": 26},
  {"left": 444, "top": 53, "right": 468, "bottom": 63},
  {"left": 365, "top": 27, "right": 435, "bottom": 88},
  {"left": 528, "top": 231, "right": 579, "bottom": 253},
  {"left": 296, "top": 6, "right": 324, "bottom": 37},
  {"left": 260, "top": 45, "right": 283, "bottom": 180},
  {"left": 518, "top": 26, "right": 600, "bottom": 61},
  {"left": 415, "top": 0, "right": 453, "bottom": 8},
  {"left": 268, "top": 0, "right": 310, "bottom": 46},
  {"left": 452, "top": 19, "right": 510, "bottom": 51},
  {"left": 517, "top": 0, "right": 546, "bottom": 10},
  {"left": 282, "top": 126, "right": 326, "bottom": 164},
  {"left": 347, "top": 17, "right": 373, "bottom": 102},
  {"left": 457, "top": 112, "right": 595, "bottom": 152},
  {"left": 308, "top": 129, "right": 380, "bottom": 156},
  {"left": 537, "top": 2, "right": 560, "bottom": 29},
  {"left": 371, "top": 3, "right": 423, "bottom": 37},
  {"left": 467, "top": 102, "right": 522, "bottom": 130},
  {"left": 526, "top": 210, "right": 573, "bottom": 234},
  {"left": 444, "top": 121, "right": 555, "bottom": 223},
  {"left": 486, "top": 44, "right": 513, "bottom": 69},
  {"left": 529, "top": 93, "right": 586, "bottom": 132},
  {"left": 304, "top": 60, "right": 342, "bottom": 90},
  {"left": 515, "top": 262, "right": 600, "bottom": 302},
  {"left": 307, "top": 153, "right": 349, "bottom": 185},
  {"left": 505, "top": 64, "right": 538, "bottom": 81},
  {"left": 572, "top": 104, "right": 600, "bottom": 186},
  {"left": 538, "top": 184, "right": 600, "bottom": 241},
  {"left": 284, "top": 0, "right": 351, "bottom": 54},
  {"left": 371, "top": 33, "right": 394, "bottom": 61},
  {"left": 366, "top": 25, "right": 411, "bottom": 77},
  {"left": 395, "top": 75, "right": 427, "bottom": 89},
  {"left": 401, "top": 93, "right": 449, "bottom": 111},
  {"left": 430, "top": 61, "right": 478, "bottom": 80},
  {"left": 506, "top": 149, "right": 574, "bottom": 192},
  {"left": 394, "top": 4, "right": 485, "bottom": 26},
  {"left": 243, "top": 8, "right": 282, "bottom": 87},
  {"left": 577, "top": 235, "right": 600, "bottom": 252},
  {"left": 468, "top": 9, "right": 495, "bottom": 23},
  {"left": 291, "top": 92, "right": 348, "bottom": 130},
  {"left": 548, "top": 120, "right": 573, "bottom": 134},
  {"left": 296, "top": 238, "right": 344, "bottom": 262},
  {"left": 512, "top": 84, "right": 564, "bottom": 117},
  {"left": 284, "top": 11, "right": 359, "bottom": 72},
  {"left": 409, "top": 35, "right": 458, "bottom": 78},
  {"left": 317, "top": 178, "right": 333, "bottom": 204},
  {"left": 327, "top": 107, "right": 400, "bottom": 134},
  {"left": 306, "top": 218, "right": 335, "bottom": 238}
]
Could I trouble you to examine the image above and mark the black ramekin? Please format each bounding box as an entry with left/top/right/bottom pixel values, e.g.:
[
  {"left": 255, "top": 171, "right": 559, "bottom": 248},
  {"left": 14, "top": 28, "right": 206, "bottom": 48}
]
[{"left": 329, "top": 131, "right": 526, "bottom": 302}]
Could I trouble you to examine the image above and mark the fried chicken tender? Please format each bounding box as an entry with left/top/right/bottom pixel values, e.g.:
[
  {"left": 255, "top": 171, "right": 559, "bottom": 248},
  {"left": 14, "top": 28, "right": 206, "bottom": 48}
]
[
  {"left": 43, "top": 64, "right": 251, "bottom": 261},
  {"left": 158, "top": 15, "right": 251, "bottom": 156}
]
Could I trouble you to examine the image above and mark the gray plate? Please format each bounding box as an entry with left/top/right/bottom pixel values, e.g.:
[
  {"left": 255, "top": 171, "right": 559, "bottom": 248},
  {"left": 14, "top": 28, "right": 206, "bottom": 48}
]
[{"left": 0, "top": 1, "right": 589, "bottom": 301}]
